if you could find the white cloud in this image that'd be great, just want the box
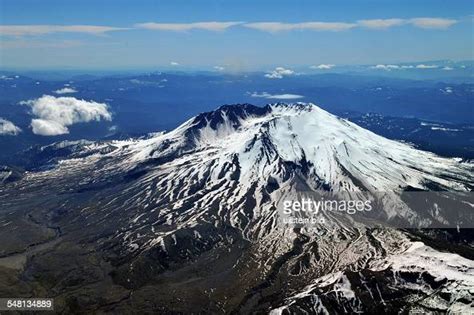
[54,87,77,94]
[409,18,457,29]
[442,66,454,71]
[30,119,69,136]
[0,18,456,38]
[135,22,242,32]
[21,95,112,136]
[371,64,441,70]
[170,61,180,66]
[358,18,456,30]
[0,118,21,136]
[264,67,295,79]
[244,22,356,33]
[213,66,225,71]
[244,17,456,33]
[358,19,405,29]
[0,25,128,36]
[310,64,335,70]
[416,64,439,69]
[371,64,400,70]
[249,92,304,100]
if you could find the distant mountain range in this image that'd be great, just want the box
[0,70,472,165]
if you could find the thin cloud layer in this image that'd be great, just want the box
[371,63,444,70]
[410,18,457,29]
[250,92,304,100]
[243,17,457,32]
[358,19,405,29]
[264,67,295,79]
[358,18,457,30]
[135,22,242,32]
[0,25,128,36]
[54,87,77,94]
[21,95,112,136]
[244,22,356,32]
[0,17,457,37]
[0,118,21,136]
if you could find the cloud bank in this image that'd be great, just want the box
[371,64,442,70]
[135,22,242,32]
[21,95,112,136]
[358,18,456,30]
[243,17,457,32]
[244,22,356,32]
[0,17,457,38]
[264,67,295,79]
[249,92,304,100]
[0,25,128,36]
[0,118,21,135]
[410,18,457,29]
[357,19,405,29]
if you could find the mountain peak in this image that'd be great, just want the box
[272,101,317,110]
[189,102,328,134]
[128,102,472,195]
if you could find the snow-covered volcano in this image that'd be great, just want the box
[127,102,471,192]
[0,103,472,313]
[105,102,472,234]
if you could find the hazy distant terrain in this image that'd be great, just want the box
[1,66,473,164]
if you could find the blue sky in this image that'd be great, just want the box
[0,0,472,70]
